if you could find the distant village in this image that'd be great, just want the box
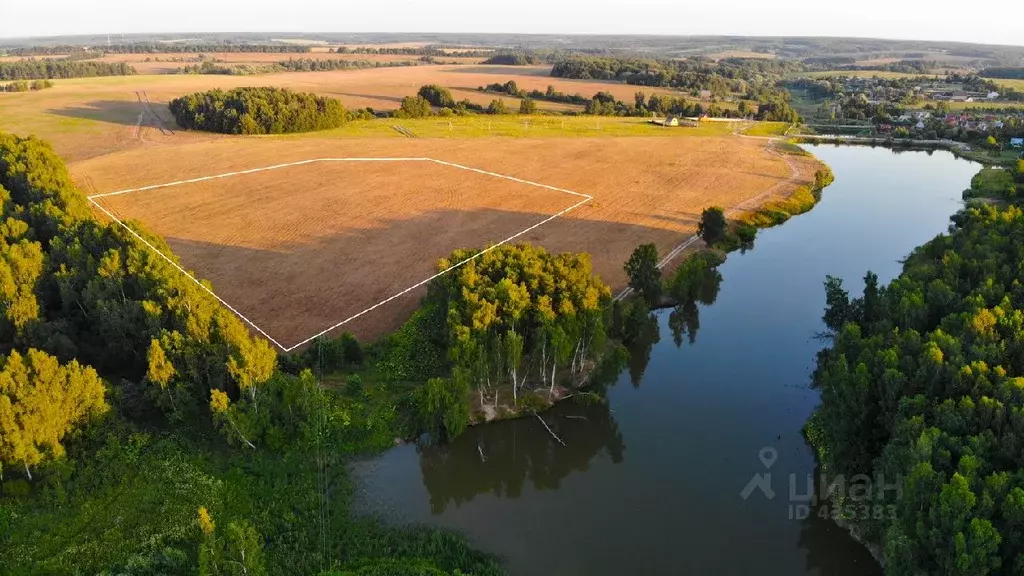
[792,73,1024,145]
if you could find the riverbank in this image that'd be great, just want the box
[353,145,978,576]
[794,134,1021,167]
[466,146,834,428]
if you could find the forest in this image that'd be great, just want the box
[0,59,135,80]
[168,87,347,134]
[808,161,1024,574]
[0,132,511,575]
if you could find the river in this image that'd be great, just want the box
[350,145,981,575]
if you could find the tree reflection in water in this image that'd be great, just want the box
[417,399,625,514]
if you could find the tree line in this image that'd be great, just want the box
[0,59,135,80]
[168,87,347,134]
[331,45,491,57]
[482,52,538,65]
[981,67,1024,80]
[549,56,801,121]
[173,57,419,76]
[809,164,1024,575]
[274,57,417,72]
[550,55,803,92]
[7,43,313,56]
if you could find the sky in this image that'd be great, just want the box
[2,0,1022,46]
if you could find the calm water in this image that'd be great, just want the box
[351,145,981,575]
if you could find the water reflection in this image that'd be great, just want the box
[798,465,884,576]
[355,147,981,576]
[417,399,625,514]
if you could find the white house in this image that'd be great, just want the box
[988,91,1000,99]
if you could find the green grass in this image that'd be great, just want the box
[993,78,1024,91]
[955,148,1023,167]
[741,121,790,137]
[970,167,1015,196]
[286,114,740,139]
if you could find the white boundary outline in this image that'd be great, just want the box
[87,158,592,352]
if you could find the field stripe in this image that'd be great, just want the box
[88,197,290,351]
[426,159,593,199]
[87,157,433,199]
[90,157,593,351]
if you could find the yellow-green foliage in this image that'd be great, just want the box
[742,167,833,228]
[969,167,1016,198]
[742,121,790,137]
[0,349,108,476]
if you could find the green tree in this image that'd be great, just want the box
[398,95,432,118]
[198,508,266,576]
[487,99,508,115]
[519,97,537,115]
[0,349,108,479]
[415,373,470,440]
[822,275,856,333]
[624,243,662,306]
[697,206,727,245]
[417,84,456,108]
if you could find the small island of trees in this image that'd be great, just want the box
[168,87,347,134]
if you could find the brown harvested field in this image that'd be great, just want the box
[0,64,688,161]
[93,158,586,348]
[80,135,819,346]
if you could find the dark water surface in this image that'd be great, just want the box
[351,146,981,575]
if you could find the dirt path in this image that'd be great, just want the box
[614,138,803,301]
[132,91,176,142]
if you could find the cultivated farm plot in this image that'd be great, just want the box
[79,136,817,345]
[91,158,589,350]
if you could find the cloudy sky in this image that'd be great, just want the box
[2,0,1022,46]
